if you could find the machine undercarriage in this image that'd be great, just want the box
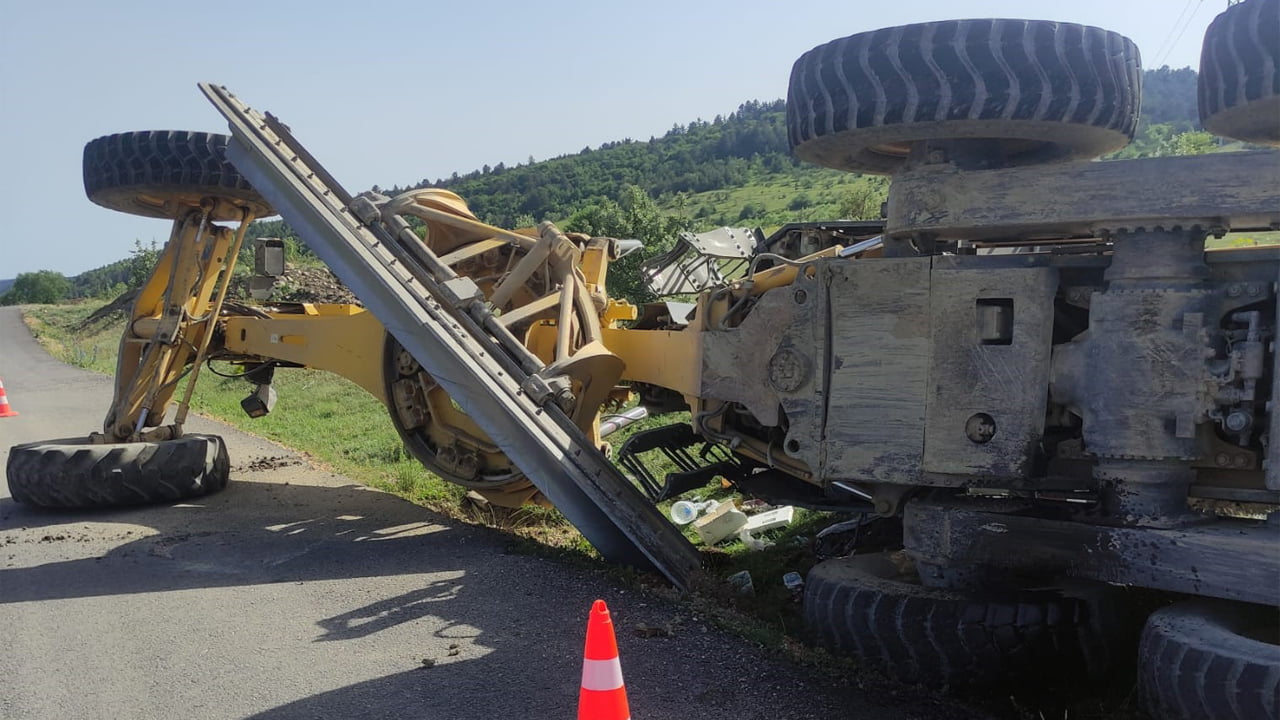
[7,3,1278,717]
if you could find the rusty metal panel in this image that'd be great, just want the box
[821,258,932,484]
[923,260,1058,480]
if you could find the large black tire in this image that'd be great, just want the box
[83,130,274,221]
[787,19,1142,174]
[804,552,1122,690]
[6,434,230,508]
[1198,0,1280,146]
[1139,599,1280,720]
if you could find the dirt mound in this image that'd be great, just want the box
[231,265,361,306]
[270,266,360,305]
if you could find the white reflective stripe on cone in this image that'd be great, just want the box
[580,657,624,692]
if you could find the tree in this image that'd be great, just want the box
[1,270,71,305]
[788,193,813,211]
[1115,123,1219,159]
[737,202,766,221]
[837,178,888,220]
[565,185,691,305]
[1167,130,1216,156]
[127,240,162,288]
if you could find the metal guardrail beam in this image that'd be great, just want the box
[200,83,701,588]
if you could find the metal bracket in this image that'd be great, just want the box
[439,276,483,309]
[519,372,568,406]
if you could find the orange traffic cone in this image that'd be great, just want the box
[578,599,630,720]
[0,378,17,418]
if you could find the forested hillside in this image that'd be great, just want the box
[409,67,1202,228]
[1138,66,1200,131]
[18,66,1202,304]
[408,100,796,229]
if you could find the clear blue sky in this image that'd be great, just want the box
[1,0,1219,278]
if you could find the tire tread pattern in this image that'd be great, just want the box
[1198,0,1280,144]
[787,19,1142,173]
[6,434,230,508]
[1138,600,1280,720]
[803,553,1118,690]
[83,130,272,219]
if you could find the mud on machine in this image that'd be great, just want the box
[7,3,1278,718]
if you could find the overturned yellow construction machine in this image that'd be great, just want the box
[8,4,1279,719]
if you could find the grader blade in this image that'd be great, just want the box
[200,83,701,588]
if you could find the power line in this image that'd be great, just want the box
[1151,0,1198,65]
[1156,0,1207,67]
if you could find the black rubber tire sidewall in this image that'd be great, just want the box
[83,130,275,220]
[1198,0,1280,145]
[6,434,230,508]
[787,19,1142,173]
[803,551,1122,690]
[1139,599,1280,720]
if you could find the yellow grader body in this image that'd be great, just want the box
[8,4,1280,717]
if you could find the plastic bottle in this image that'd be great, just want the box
[669,499,719,525]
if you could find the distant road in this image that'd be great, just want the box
[0,306,975,720]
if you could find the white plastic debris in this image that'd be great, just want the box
[743,505,795,533]
[693,502,748,545]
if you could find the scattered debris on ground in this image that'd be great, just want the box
[236,455,304,473]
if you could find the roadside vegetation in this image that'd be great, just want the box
[23,280,1146,718]
[11,65,1265,718]
[23,299,940,714]
[22,300,841,645]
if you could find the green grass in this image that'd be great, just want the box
[23,297,1148,719]
[1208,229,1280,249]
[23,303,121,374]
[24,301,467,515]
[22,300,825,635]
[657,168,889,230]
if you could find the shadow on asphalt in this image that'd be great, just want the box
[0,476,509,607]
[0,476,978,719]
[244,665,577,719]
[0,477,836,719]
[0,479,611,718]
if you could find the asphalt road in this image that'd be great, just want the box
[0,306,980,720]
